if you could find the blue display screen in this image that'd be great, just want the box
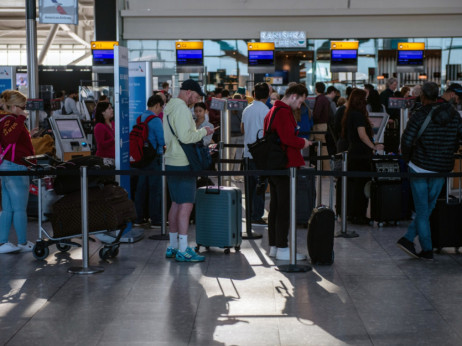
[92,49,114,65]
[397,50,424,66]
[331,50,358,64]
[248,50,274,66]
[176,49,203,66]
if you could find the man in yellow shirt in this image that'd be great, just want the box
[163,79,214,262]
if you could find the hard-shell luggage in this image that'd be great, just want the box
[384,125,400,154]
[370,181,402,226]
[296,167,316,225]
[430,177,462,251]
[51,184,137,238]
[307,148,335,265]
[195,186,242,254]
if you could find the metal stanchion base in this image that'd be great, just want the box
[242,231,263,240]
[68,266,104,274]
[277,264,312,273]
[335,231,359,238]
[149,233,169,240]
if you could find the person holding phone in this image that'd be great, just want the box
[194,102,214,146]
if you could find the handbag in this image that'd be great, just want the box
[247,107,288,170]
[166,115,212,171]
[410,105,438,158]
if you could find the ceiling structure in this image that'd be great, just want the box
[0,0,94,64]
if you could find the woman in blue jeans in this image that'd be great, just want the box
[0,90,35,254]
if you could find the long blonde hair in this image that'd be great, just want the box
[0,90,27,111]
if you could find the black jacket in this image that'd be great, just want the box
[401,103,462,172]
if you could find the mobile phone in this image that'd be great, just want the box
[214,126,220,131]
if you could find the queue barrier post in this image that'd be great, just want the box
[149,154,169,240]
[278,167,312,273]
[242,157,263,240]
[316,141,322,206]
[68,166,104,274]
[336,152,359,238]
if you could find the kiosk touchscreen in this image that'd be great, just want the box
[50,116,91,161]
[369,112,389,143]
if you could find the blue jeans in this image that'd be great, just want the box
[404,167,445,252]
[247,159,267,220]
[134,157,162,224]
[0,160,29,244]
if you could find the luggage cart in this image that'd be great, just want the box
[24,155,131,261]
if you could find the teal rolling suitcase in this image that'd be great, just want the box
[195,186,242,254]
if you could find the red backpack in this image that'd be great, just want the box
[129,114,157,168]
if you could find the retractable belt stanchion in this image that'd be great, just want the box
[242,157,263,240]
[336,152,359,238]
[316,141,322,206]
[149,154,169,240]
[278,167,312,273]
[68,166,104,274]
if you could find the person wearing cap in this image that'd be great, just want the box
[441,83,462,109]
[163,79,214,262]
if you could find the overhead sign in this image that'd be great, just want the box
[91,41,119,50]
[0,67,15,94]
[247,42,275,74]
[175,41,204,73]
[398,42,425,51]
[39,0,78,25]
[261,31,306,48]
[247,42,275,51]
[330,41,359,73]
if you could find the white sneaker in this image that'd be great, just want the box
[275,247,307,261]
[269,246,277,257]
[17,241,34,252]
[0,242,21,254]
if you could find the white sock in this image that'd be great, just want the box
[169,232,178,249]
[179,234,188,252]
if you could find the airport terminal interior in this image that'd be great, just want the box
[1,0,462,345]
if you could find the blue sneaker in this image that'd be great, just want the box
[166,247,178,258]
[175,247,205,262]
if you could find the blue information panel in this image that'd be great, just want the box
[176,49,203,66]
[397,50,423,66]
[331,50,357,64]
[248,50,274,66]
[92,49,114,65]
[129,63,149,130]
[0,67,14,93]
[114,46,130,191]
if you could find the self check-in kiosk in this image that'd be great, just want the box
[368,112,389,144]
[49,115,91,161]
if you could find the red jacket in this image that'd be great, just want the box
[263,100,305,168]
[94,122,115,159]
[0,111,35,166]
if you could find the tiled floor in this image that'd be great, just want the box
[1,183,462,345]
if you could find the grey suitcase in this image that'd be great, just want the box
[195,186,242,254]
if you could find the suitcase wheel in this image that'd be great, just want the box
[234,246,241,252]
[99,245,119,260]
[56,243,72,252]
[33,242,50,260]
[224,248,230,255]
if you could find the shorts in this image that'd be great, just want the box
[166,165,196,204]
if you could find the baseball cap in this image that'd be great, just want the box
[180,79,205,97]
[447,83,462,96]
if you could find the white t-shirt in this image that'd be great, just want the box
[241,100,270,158]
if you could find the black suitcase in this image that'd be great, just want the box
[296,168,316,225]
[430,179,462,251]
[384,126,400,154]
[370,181,402,226]
[307,163,335,265]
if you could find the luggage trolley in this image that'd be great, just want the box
[23,155,132,261]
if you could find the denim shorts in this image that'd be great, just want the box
[166,165,196,204]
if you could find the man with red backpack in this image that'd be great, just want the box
[132,94,165,228]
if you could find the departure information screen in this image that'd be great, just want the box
[397,50,424,66]
[176,49,203,66]
[331,50,358,65]
[248,50,274,66]
[92,49,114,65]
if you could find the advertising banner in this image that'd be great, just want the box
[114,46,130,191]
[129,61,152,130]
[39,0,79,25]
[0,67,15,94]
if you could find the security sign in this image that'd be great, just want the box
[39,0,79,25]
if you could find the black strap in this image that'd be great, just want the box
[413,105,438,146]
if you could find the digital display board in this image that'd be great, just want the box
[176,49,203,66]
[248,50,274,66]
[331,50,358,65]
[92,49,114,66]
[397,50,424,66]
[55,119,85,139]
